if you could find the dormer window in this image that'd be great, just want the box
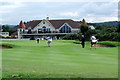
[43,22,45,24]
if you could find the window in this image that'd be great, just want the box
[42,26,46,32]
[42,26,46,28]
[59,24,71,33]
[27,29,32,34]
[47,28,50,32]
[37,27,51,33]
[48,28,50,31]
[2,33,5,35]
[38,29,42,33]
[43,22,45,24]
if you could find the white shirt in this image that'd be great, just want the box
[91,36,96,40]
[36,38,40,40]
[41,37,44,40]
[90,36,98,42]
[47,37,52,42]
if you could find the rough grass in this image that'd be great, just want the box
[98,41,119,47]
[1,40,118,78]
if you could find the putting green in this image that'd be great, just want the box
[1,40,118,78]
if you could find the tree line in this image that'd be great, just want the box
[1,23,120,41]
[1,25,17,35]
[63,23,119,41]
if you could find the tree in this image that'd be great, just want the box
[80,24,88,35]
[2,25,16,35]
[117,23,120,32]
[2,25,10,32]
[85,29,96,40]
[80,19,88,35]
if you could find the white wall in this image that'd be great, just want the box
[33,20,55,31]
[71,28,80,33]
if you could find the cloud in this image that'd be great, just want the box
[78,2,117,16]
[1,0,118,2]
[0,2,23,14]
[0,1,24,24]
[85,16,118,23]
[72,2,118,22]
[60,12,79,17]
[0,1,118,24]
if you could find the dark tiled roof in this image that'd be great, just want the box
[25,20,42,29]
[19,19,80,29]
[49,19,80,29]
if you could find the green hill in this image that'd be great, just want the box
[88,21,119,27]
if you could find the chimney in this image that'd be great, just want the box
[46,17,49,20]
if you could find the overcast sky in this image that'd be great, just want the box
[0,0,118,25]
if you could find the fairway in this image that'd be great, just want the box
[2,40,118,78]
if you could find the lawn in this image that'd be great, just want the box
[1,40,118,78]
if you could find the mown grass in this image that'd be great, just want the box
[1,40,118,78]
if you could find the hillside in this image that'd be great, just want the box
[88,21,119,27]
[3,25,17,27]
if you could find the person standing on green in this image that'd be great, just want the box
[47,37,52,47]
[36,38,40,43]
[81,35,85,48]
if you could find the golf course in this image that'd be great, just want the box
[1,40,118,78]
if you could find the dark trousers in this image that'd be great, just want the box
[82,41,85,48]
[48,41,51,47]
[37,40,39,43]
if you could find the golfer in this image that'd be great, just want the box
[36,38,40,43]
[90,36,98,49]
[47,37,52,47]
[81,35,85,48]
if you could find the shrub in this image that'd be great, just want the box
[30,36,35,40]
[11,35,16,39]
[63,34,80,40]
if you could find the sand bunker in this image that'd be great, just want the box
[95,44,115,47]
[0,45,12,49]
[73,42,115,47]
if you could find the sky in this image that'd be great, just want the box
[0,0,118,25]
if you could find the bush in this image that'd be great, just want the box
[11,35,17,38]
[63,34,80,40]
[30,36,35,40]
[95,32,118,41]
